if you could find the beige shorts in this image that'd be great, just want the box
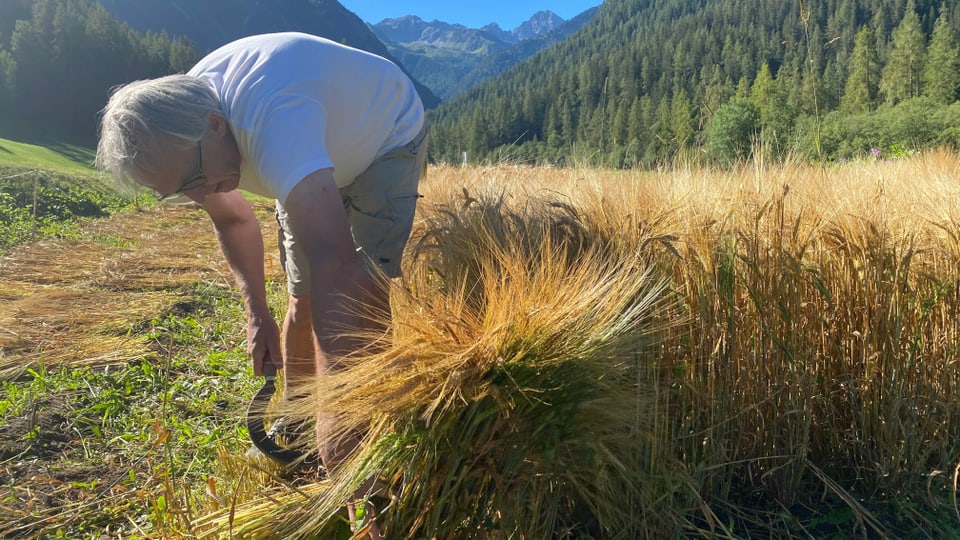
[275,125,428,296]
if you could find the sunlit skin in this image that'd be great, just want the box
[138,113,243,203]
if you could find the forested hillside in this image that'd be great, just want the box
[428,0,960,167]
[0,0,199,143]
[453,8,600,101]
[3,0,959,167]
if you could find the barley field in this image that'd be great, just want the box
[4,153,960,538]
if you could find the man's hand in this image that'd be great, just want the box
[247,312,282,376]
[201,191,278,376]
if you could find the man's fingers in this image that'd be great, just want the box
[252,351,265,376]
[270,337,283,370]
[262,354,278,376]
[252,348,279,377]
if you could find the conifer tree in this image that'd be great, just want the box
[735,76,751,98]
[750,63,775,116]
[0,49,14,101]
[626,96,644,145]
[701,65,733,124]
[0,47,13,133]
[922,10,960,104]
[670,88,695,148]
[751,63,795,154]
[842,26,881,112]
[649,97,674,162]
[168,35,198,73]
[879,0,927,104]
[611,99,629,146]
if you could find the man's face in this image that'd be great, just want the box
[154,140,207,202]
[142,133,241,203]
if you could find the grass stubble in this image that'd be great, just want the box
[4,152,960,537]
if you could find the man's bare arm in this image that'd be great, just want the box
[280,168,383,368]
[202,191,281,375]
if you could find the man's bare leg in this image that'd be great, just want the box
[313,282,390,540]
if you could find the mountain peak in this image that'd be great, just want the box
[512,10,565,41]
[529,10,560,21]
[371,6,596,101]
[373,10,568,49]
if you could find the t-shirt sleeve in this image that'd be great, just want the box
[247,93,334,204]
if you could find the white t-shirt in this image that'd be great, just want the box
[188,32,425,204]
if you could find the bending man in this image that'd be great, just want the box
[97,31,427,537]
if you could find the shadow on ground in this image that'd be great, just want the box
[47,142,95,167]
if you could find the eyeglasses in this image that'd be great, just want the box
[156,141,206,201]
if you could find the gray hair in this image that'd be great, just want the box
[96,74,220,194]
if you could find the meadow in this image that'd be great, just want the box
[0,137,130,254]
[3,150,960,538]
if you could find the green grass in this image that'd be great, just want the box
[0,137,135,254]
[0,282,267,539]
[0,137,97,175]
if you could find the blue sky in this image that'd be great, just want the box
[339,1,602,30]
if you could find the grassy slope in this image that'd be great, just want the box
[0,137,132,254]
[0,137,97,175]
